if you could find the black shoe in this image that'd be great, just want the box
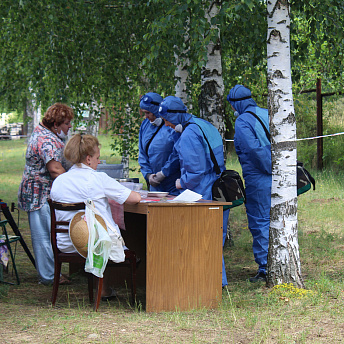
[101,288,117,302]
[249,271,267,283]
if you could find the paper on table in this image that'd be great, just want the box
[170,189,203,202]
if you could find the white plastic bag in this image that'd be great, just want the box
[85,199,125,266]
[84,200,112,278]
[107,227,126,263]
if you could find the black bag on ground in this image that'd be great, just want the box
[212,170,246,208]
[297,161,315,195]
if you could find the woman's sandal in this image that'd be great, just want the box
[59,274,71,285]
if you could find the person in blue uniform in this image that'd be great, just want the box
[158,95,230,287]
[227,84,272,282]
[138,92,180,195]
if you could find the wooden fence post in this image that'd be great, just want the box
[316,78,323,170]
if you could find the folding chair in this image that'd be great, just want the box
[0,220,20,285]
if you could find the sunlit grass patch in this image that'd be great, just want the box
[269,283,316,301]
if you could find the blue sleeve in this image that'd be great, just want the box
[235,117,271,174]
[179,130,207,190]
[161,146,180,177]
[138,121,153,179]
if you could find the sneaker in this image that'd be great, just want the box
[249,271,267,283]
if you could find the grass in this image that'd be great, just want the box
[1,135,344,343]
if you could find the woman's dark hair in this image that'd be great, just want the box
[41,103,74,129]
[64,134,100,165]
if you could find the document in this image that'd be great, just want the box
[170,189,203,202]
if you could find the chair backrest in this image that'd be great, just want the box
[48,199,85,256]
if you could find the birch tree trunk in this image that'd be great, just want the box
[174,52,189,108]
[25,98,41,141]
[267,0,304,288]
[121,103,131,178]
[174,16,190,109]
[86,102,100,137]
[199,0,225,140]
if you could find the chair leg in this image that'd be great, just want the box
[94,277,103,311]
[87,274,94,303]
[4,240,20,285]
[126,251,137,304]
[131,256,137,303]
[51,262,62,306]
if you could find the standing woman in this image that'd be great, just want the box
[18,103,74,285]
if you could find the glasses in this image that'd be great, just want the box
[140,95,160,106]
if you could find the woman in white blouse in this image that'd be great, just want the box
[50,134,141,299]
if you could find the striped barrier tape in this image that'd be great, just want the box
[225,131,344,142]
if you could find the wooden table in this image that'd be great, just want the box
[122,199,229,312]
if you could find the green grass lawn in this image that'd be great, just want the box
[1,135,344,343]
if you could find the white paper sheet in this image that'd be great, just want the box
[170,189,203,202]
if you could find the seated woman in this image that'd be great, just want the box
[50,134,141,299]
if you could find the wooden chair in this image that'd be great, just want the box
[0,219,20,285]
[48,199,138,311]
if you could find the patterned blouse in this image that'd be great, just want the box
[18,124,65,212]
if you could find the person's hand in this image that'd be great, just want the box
[149,171,165,186]
[145,173,151,183]
[155,171,165,182]
[175,179,182,189]
[149,174,160,187]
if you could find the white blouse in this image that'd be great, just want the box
[50,163,132,253]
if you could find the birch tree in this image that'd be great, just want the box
[267,0,304,288]
[174,53,189,107]
[199,1,225,139]
[174,19,190,108]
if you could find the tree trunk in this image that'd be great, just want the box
[174,53,190,108]
[121,103,131,178]
[174,16,190,109]
[267,0,304,288]
[25,98,41,141]
[86,102,100,137]
[199,1,225,141]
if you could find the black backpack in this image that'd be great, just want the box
[212,170,246,208]
[297,161,315,195]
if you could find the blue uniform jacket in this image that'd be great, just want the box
[138,118,180,195]
[174,115,225,200]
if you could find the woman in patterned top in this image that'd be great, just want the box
[18,103,74,285]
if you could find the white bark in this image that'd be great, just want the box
[267,0,304,288]
[121,103,131,178]
[87,102,100,137]
[174,16,190,109]
[174,52,190,107]
[26,98,41,140]
[199,1,225,140]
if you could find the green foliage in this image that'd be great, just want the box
[295,94,344,170]
[7,111,23,123]
[1,0,344,166]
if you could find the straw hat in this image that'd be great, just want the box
[69,211,107,258]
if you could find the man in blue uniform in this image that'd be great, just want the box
[227,85,272,282]
[138,92,180,195]
[158,95,230,287]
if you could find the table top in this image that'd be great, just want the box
[124,197,231,214]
